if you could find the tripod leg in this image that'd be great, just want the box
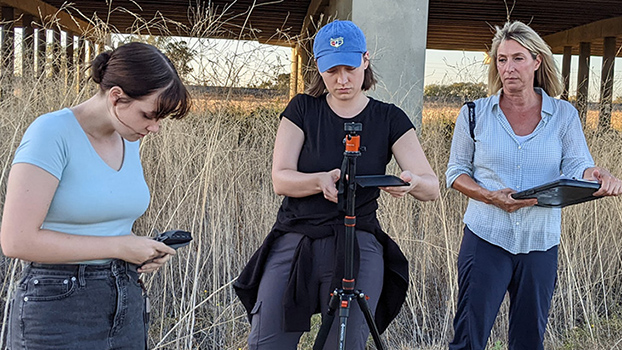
[337,294,353,350]
[356,291,386,350]
[313,290,340,350]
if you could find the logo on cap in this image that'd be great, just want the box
[330,37,344,48]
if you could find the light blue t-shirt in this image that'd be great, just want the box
[446,88,594,254]
[13,108,150,240]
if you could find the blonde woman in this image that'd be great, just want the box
[446,21,622,350]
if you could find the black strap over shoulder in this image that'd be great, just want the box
[464,101,476,141]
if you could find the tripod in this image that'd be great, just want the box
[313,122,386,350]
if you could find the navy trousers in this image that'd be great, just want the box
[449,226,558,350]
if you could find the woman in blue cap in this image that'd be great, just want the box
[235,20,439,349]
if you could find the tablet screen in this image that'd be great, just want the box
[511,178,601,208]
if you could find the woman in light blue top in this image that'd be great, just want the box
[446,21,622,350]
[1,42,190,349]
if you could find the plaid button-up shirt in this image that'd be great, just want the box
[446,88,594,254]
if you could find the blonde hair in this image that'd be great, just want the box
[487,21,563,97]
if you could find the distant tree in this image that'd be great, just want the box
[120,35,197,83]
[425,82,487,101]
[251,73,289,93]
[163,40,196,83]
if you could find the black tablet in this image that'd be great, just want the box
[511,178,601,208]
[356,175,410,188]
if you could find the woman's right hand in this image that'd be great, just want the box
[488,188,538,212]
[319,168,341,203]
[115,235,176,266]
[452,175,537,213]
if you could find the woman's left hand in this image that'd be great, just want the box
[380,170,419,198]
[138,253,173,274]
[589,167,622,196]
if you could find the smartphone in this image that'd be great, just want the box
[154,230,193,249]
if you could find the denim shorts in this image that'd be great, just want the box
[7,260,149,350]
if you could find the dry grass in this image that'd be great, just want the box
[1,4,622,350]
[3,80,622,349]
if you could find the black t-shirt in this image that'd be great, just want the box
[275,93,414,234]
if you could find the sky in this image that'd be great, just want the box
[425,49,622,101]
[198,39,622,101]
[27,30,621,102]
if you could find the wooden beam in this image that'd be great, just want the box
[0,0,92,36]
[544,16,622,51]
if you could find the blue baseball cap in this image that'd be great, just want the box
[313,20,367,73]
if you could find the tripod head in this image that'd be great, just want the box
[344,121,362,134]
[344,122,363,154]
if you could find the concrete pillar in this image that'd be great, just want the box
[75,36,86,92]
[297,50,304,94]
[22,13,34,77]
[37,27,46,76]
[87,40,95,63]
[96,42,105,56]
[352,0,428,128]
[75,36,85,78]
[1,6,15,77]
[299,40,312,90]
[76,36,85,66]
[327,1,352,18]
[598,37,616,132]
[65,31,74,76]
[561,46,572,101]
[577,42,591,126]
[289,46,299,99]
[51,28,61,76]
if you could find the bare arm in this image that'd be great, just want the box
[0,163,175,270]
[381,129,440,201]
[271,118,341,203]
[451,173,537,212]
[583,166,622,196]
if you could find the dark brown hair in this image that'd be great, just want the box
[90,42,191,119]
[305,59,377,97]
